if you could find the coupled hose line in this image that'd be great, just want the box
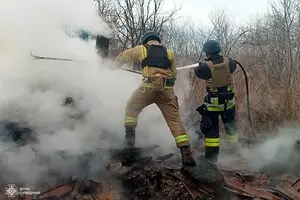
[234,60,251,126]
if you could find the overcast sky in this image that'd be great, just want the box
[165,0,271,27]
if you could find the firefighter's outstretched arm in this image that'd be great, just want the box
[117,46,141,63]
[114,46,142,69]
[194,62,211,80]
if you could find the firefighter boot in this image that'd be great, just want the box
[125,126,135,147]
[123,127,136,165]
[180,145,196,166]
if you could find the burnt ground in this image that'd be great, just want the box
[0,129,300,200]
[1,145,299,200]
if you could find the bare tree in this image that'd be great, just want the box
[95,0,119,26]
[94,0,300,133]
[230,0,300,131]
[165,20,207,67]
[100,0,181,49]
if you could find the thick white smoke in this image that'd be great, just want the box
[2,0,298,190]
[0,0,176,186]
[242,126,300,173]
[218,125,300,174]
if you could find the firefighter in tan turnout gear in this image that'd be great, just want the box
[194,40,238,163]
[116,31,196,166]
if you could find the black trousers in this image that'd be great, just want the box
[200,106,237,162]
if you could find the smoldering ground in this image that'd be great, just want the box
[2,0,298,192]
[217,124,300,176]
[243,126,300,174]
[0,0,178,187]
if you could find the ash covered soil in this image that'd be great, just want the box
[0,133,300,200]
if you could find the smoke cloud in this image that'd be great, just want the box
[0,0,176,187]
[218,125,300,175]
[1,0,298,192]
[243,126,300,174]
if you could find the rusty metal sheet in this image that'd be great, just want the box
[220,168,256,183]
[200,184,214,194]
[168,172,197,187]
[225,177,282,200]
[182,182,201,199]
[223,185,255,198]
[274,188,295,200]
[234,172,255,182]
[167,172,213,198]
[38,184,73,199]
[276,184,300,200]
[292,178,300,191]
[196,185,214,197]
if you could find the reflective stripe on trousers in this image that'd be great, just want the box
[175,134,189,146]
[225,133,238,143]
[206,100,235,112]
[124,116,137,126]
[205,137,220,147]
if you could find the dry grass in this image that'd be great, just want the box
[175,56,300,138]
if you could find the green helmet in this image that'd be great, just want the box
[202,40,221,55]
[141,31,161,44]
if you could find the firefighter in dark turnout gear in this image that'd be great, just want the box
[194,40,238,162]
[116,31,196,166]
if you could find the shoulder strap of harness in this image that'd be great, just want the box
[223,56,229,67]
[206,57,230,68]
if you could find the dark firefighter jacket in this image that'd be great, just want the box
[194,54,237,112]
[194,54,237,80]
